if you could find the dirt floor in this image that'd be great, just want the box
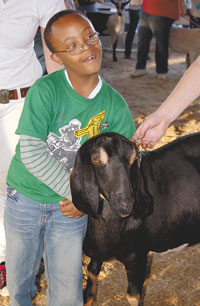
[1,49,200,305]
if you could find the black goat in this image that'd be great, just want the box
[70,132,200,306]
[86,0,130,62]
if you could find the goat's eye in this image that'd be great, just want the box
[91,153,100,164]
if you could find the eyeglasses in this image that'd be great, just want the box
[53,32,100,56]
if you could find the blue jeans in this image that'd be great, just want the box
[4,185,88,306]
[136,11,174,73]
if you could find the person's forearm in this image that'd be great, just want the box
[157,55,200,124]
[132,55,200,148]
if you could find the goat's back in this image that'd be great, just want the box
[138,132,200,251]
[169,26,200,53]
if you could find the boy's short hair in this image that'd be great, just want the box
[44,9,85,52]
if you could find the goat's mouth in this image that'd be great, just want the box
[114,206,131,217]
[110,201,132,218]
[110,206,131,218]
[99,192,132,218]
[120,213,130,218]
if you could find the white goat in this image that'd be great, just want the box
[86,0,130,61]
[169,25,200,67]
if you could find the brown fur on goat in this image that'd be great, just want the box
[86,0,130,62]
[169,25,200,67]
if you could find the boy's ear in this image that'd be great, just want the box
[50,53,64,65]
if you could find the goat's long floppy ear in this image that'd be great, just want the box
[70,148,99,218]
[131,159,153,220]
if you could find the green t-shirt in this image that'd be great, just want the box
[7,69,136,203]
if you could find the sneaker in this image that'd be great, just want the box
[130,69,148,78]
[157,73,167,79]
[0,262,8,296]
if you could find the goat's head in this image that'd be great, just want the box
[70,132,136,218]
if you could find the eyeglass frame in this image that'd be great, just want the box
[52,31,100,56]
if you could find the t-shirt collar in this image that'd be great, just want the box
[64,69,102,99]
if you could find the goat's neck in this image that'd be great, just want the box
[115,14,123,34]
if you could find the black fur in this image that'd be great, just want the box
[70,131,200,304]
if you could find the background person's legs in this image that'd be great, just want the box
[149,15,174,74]
[125,9,140,59]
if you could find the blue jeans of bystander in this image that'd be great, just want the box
[4,184,88,306]
[136,11,174,73]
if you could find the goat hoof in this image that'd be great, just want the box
[126,293,140,306]
[113,58,118,62]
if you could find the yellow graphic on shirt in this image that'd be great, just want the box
[74,111,106,139]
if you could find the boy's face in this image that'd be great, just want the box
[50,13,102,78]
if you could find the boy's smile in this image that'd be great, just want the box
[50,13,102,87]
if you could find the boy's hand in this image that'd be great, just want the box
[59,199,84,218]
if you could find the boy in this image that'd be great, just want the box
[5,10,135,305]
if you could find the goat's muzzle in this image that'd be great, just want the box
[109,193,133,218]
[118,201,132,217]
[100,191,133,217]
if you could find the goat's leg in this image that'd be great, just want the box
[84,259,103,306]
[186,54,190,68]
[113,38,118,62]
[122,251,148,306]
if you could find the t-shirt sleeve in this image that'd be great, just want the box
[39,0,66,28]
[107,91,136,139]
[16,79,54,140]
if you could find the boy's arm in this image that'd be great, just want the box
[20,134,83,218]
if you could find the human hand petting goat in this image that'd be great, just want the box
[132,109,170,149]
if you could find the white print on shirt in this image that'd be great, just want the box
[46,111,108,171]
[46,119,81,171]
